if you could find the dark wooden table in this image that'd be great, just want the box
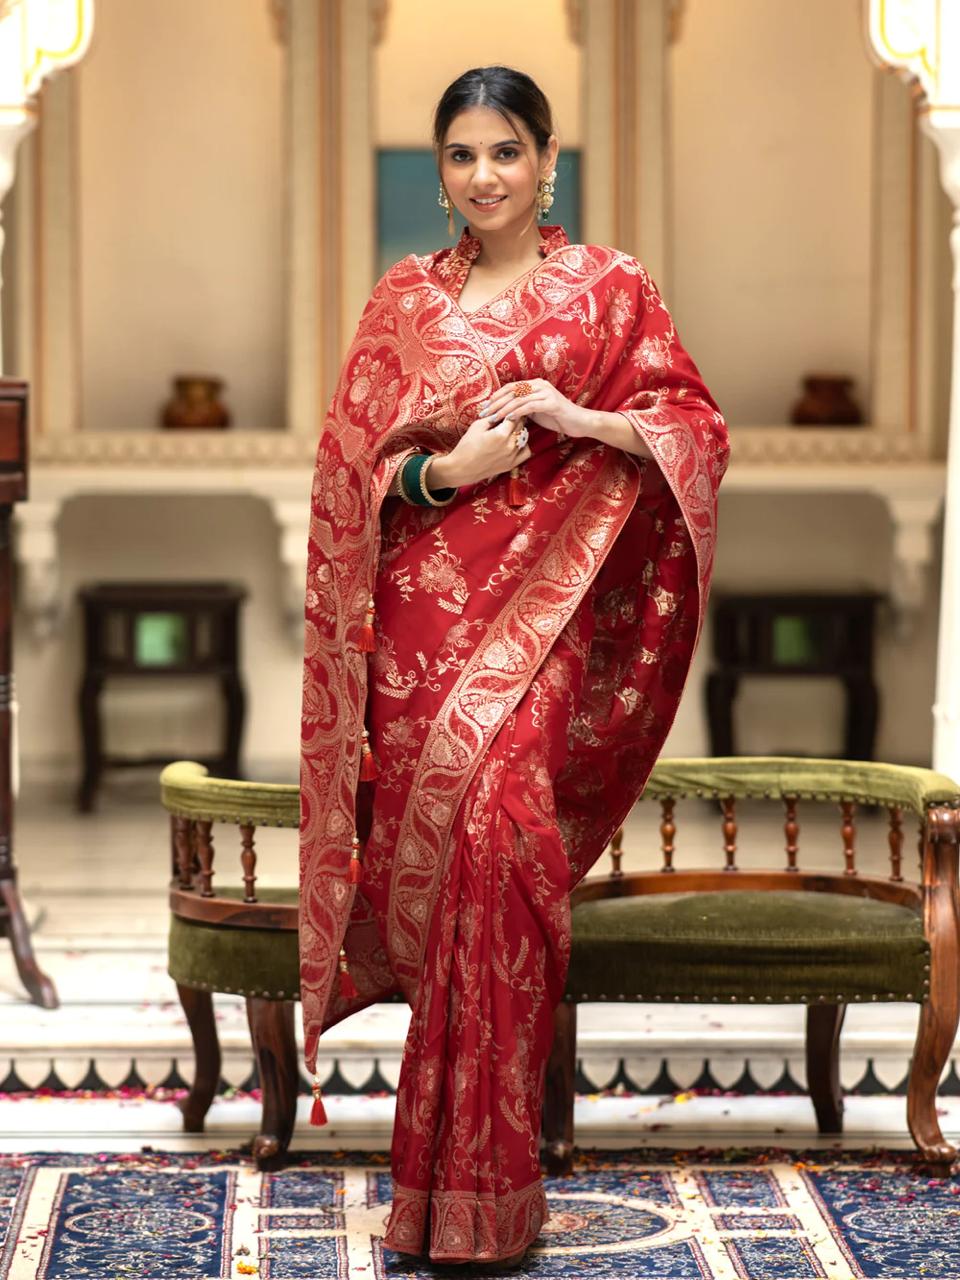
[0,380,57,1007]
[77,581,247,812]
[705,592,881,760]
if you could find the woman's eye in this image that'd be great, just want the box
[451,151,472,162]
[497,148,519,159]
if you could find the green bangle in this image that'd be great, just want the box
[401,452,456,506]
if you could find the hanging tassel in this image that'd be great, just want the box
[310,1077,328,1127]
[507,466,526,508]
[338,946,359,1000]
[359,728,379,782]
[348,833,362,884]
[357,594,376,653]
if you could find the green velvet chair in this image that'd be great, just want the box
[162,757,960,1174]
[544,758,960,1175]
[163,763,301,1170]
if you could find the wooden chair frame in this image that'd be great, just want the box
[160,757,960,1174]
[543,758,960,1175]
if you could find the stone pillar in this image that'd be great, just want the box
[930,129,960,777]
[867,1,960,777]
[0,0,94,371]
[581,0,681,292]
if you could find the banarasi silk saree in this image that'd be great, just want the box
[300,223,728,1263]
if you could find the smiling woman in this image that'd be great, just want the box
[300,64,729,1272]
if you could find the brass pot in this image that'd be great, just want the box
[161,375,231,429]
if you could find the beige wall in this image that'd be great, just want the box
[13,491,939,782]
[76,0,286,432]
[669,0,877,426]
[375,0,581,147]
[6,0,945,784]
[664,494,939,764]
[16,494,303,786]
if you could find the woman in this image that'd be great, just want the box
[300,66,728,1269]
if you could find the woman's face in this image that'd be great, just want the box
[439,105,558,236]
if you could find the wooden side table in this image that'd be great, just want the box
[77,582,247,812]
[705,592,881,760]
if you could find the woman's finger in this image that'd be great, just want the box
[493,393,548,421]
[482,382,542,414]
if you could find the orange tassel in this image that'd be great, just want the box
[360,729,378,781]
[358,594,376,653]
[507,468,525,507]
[338,946,358,1000]
[310,1081,327,1127]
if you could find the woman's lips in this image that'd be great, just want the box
[470,196,507,209]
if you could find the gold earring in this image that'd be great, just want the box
[438,182,455,237]
[536,171,556,220]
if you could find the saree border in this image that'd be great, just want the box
[385,445,642,993]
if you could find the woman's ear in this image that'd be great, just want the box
[543,133,560,175]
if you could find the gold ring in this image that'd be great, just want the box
[513,381,534,398]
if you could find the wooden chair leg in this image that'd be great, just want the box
[805,1003,846,1133]
[908,815,960,1171]
[177,984,221,1132]
[247,997,299,1171]
[542,1000,577,1177]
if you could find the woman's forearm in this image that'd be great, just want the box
[585,409,653,459]
[425,452,463,490]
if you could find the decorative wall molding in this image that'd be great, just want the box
[0,0,93,376]
[728,426,928,465]
[31,429,318,468]
[18,434,943,644]
[26,424,931,470]
[0,0,94,101]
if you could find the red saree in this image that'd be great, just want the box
[300,224,728,1262]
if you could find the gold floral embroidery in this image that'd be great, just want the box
[417,528,469,615]
[605,285,632,336]
[532,331,570,373]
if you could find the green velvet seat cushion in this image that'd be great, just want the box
[170,886,930,1007]
[168,887,300,1000]
[564,890,929,1004]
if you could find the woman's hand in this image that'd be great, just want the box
[480,379,596,440]
[428,415,532,489]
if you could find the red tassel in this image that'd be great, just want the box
[348,834,362,884]
[360,731,378,781]
[358,595,376,652]
[338,946,359,1000]
[507,468,525,507]
[310,1084,328,1127]
[339,969,359,1000]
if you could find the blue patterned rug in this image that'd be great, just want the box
[1,1149,958,1278]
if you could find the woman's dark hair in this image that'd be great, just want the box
[433,66,554,154]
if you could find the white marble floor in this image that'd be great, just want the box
[1,774,956,1151]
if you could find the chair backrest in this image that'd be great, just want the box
[161,761,299,930]
[573,756,960,913]
[160,756,960,925]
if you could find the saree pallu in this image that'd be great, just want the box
[300,225,728,1262]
